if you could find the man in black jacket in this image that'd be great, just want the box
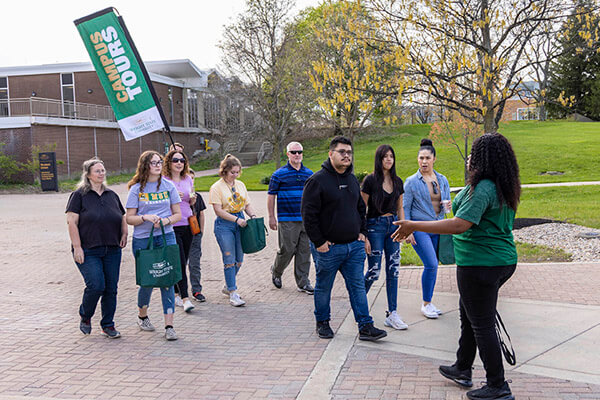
[301,136,387,341]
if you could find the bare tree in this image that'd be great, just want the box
[220,0,303,168]
[368,0,584,133]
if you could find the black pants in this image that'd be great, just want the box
[455,264,516,387]
[173,225,193,299]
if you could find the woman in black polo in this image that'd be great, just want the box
[66,158,127,338]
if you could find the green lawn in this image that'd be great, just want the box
[518,185,600,228]
[193,120,600,191]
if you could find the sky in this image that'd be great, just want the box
[2,0,320,70]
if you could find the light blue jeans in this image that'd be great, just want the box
[214,212,244,291]
[412,231,440,303]
[364,216,400,312]
[132,232,177,314]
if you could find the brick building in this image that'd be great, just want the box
[0,59,248,182]
[500,81,540,122]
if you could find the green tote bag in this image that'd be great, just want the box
[240,217,267,254]
[437,234,455,265]
[135,221,182,287]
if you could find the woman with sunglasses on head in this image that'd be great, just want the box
[403,138,451,319]
[209,154,259,307]
[162,149,196,313]
[361,144,409,330]
[126,150,182,341]
[392,133,519,400]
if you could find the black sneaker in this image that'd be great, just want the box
[80,318,91,335]
[467,381,514,400]
[272,274,282,289]
[193,292,206,302]
[297,284,314,295]
[316,320,334,339]
[101,326,121,339]
[439,364,473,387]
[358,323,387,341]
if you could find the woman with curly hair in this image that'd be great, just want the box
[162,149,196,313]
[125,150,182,341]
[392,133,520,400]
[403,138,451,319]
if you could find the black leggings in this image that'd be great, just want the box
[455,264,516,387]
[173,226,193,299]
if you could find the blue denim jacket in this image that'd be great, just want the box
[403,169,451,221]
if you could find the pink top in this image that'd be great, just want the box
[162,175,194,226]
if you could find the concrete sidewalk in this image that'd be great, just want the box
[0,188,599,399]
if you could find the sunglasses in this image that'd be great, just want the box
[171,158,186,164]
[289,150,303,155]
[432,181,439,195]
[333,149,353,156]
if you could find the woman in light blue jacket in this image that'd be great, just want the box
[403,139,451,319]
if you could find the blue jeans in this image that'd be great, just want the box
[75,246,122,328]
[364,216,401,312]
[311,240,373,328]
[412,231,440,302]
[132,232,177,314]
[214,213,244,291]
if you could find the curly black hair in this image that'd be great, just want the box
[468,133,521,211]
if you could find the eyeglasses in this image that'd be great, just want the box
[149,160,163,167]
[171,157,186,164]
[333,149,353,156]
[289,150,303,155]
[431,181,439,195]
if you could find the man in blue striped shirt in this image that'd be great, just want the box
[268,141,314,294]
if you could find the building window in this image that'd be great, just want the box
[187,90,199,128]
[61,73,75,117]
[203,92,220,130]
[516,107,539,121]
[0,77,8,117]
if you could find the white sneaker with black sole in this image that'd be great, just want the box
[183,299,195,313]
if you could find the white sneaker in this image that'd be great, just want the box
[229,292,246,307]
[137,316,155,331]
[431,303,443,315]
[174,295,184,307]
[165,327,178,341]
[384,311,408,330]
[183,299,195,313]
[421,303,439,319]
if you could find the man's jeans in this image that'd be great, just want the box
[75,245,122,328]
[456,264,516,387]
[364,215,401,312]
[311,240,373,329]
[272,221,311,287]
[188,232,203,294]
[132,232,177,315]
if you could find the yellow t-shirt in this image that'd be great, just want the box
[209,178,249,214]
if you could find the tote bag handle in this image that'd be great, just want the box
[144,220,168,250]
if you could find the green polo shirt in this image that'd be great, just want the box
[452,180,517,266]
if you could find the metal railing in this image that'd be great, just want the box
[0,97,116,122]
[257,141,273,164]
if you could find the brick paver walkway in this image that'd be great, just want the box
[0,189,599,399]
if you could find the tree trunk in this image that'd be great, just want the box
[464,133,469,184]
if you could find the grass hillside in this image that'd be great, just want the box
[194,120,600,191]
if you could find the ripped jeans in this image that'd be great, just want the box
[364,215,401,312]
[214,213,244,291]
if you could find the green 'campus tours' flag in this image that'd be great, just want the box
[74,8,168,141]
